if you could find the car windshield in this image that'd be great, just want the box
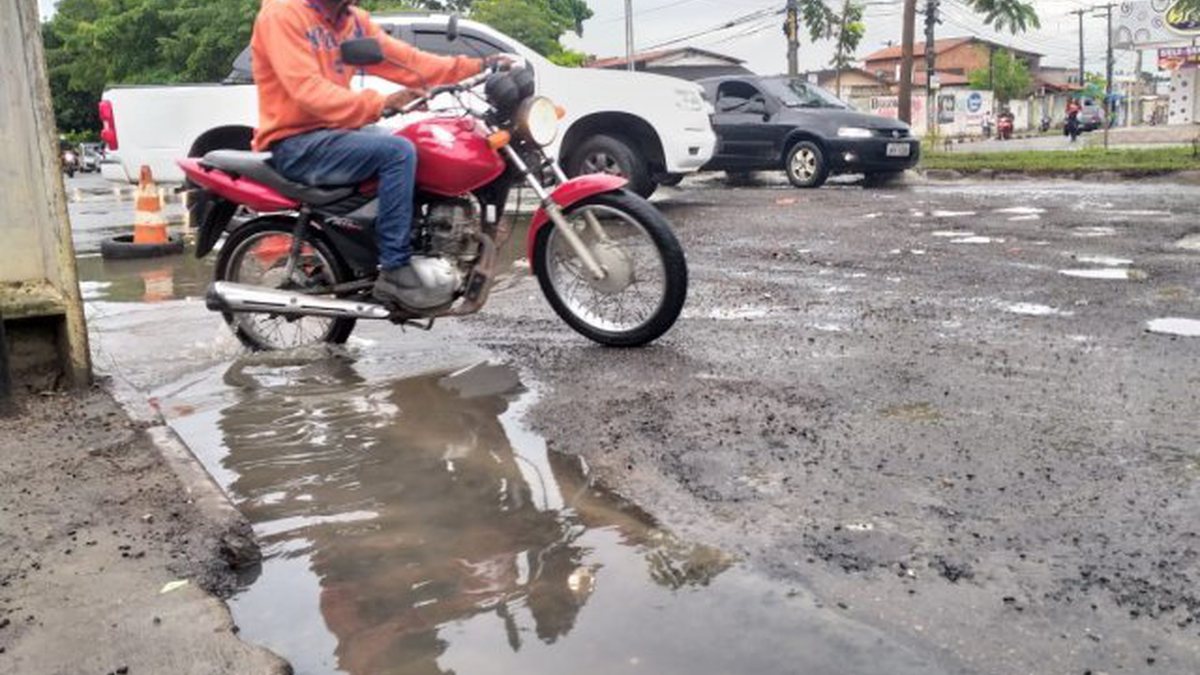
[761,78,848,109]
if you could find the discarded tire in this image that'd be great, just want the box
[100,234,185,260]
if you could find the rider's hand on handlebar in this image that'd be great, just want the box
[383,88,428,115]
[483,54,517,72]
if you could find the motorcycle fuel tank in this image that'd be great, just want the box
[398,118,506,197]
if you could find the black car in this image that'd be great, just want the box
[698,75,920,188]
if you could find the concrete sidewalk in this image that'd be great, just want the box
[0,388,288,675]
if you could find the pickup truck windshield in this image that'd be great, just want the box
[761,78,848,110]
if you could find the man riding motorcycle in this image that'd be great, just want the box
[251,0,507,309]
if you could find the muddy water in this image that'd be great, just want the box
[156,355,936,675]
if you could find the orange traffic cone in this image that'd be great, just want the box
[133,165,169,245]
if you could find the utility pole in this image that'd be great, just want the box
[1094,3,1117,148]
[899,0,916,124]
[924,0,940,136]
[625,0,635,72]
[1070,8,1087,87]
[785,0,800,77]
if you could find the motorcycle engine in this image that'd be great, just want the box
[422,199,481,261]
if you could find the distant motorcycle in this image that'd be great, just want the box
[61,149,78,178]
[179,29,688,352]
[1064,113,1081,143]
[997,112,1014,141]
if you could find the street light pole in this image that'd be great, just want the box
[1070,8,1086,87]
[899,0,916,124]
[786,0,799,77]
[1093,3,1117,149]
[925,0,940,137]
[625,0,635,72]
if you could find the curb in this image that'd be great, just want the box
[145,424,261,569]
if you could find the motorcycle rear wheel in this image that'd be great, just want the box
[532,190,687,347]
[214,218,356,351]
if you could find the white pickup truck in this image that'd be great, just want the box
[99,13,715,197]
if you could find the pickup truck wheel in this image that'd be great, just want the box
[657,173,684,187]
[566,134,656,199]
[785,141,829,189]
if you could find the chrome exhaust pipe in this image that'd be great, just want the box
[206,281,392,320]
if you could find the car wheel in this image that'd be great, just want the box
[785,141,828,189]
[566,134,655,199]
[657,173,684,187]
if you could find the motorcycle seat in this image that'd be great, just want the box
[201,150,356,206]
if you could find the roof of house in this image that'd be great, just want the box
[802,67,892,85]
[588,47,745,69]
[862,37,1041,63]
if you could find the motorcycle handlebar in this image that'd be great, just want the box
[379,60,519,118]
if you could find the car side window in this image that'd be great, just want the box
[410,29,504,58]
[716,81,765,113]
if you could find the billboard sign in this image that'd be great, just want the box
[1115,1,1200,49]
[1159,45,1200,69]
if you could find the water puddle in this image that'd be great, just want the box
[152,358,936,675]
[1008,215,1041,222]
[931,230,974,238]
[1177,234,1200,251]
[1146,318,1200,337]
[76,254,214,303]
[930,210,976,218]
[994,207,1046,215]
[1072,255,1133,267]
[951,236,1004,245]
[1071,226,1118,238]
[1059,268,1146,281]
[999,302,1073,317]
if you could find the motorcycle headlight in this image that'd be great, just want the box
[518,96,560,147]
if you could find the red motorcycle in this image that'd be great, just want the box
[179,35,687,352]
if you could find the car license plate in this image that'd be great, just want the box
[887,143,911,158]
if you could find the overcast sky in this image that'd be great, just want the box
[39,0,1145,75]
[565,0,1145,76]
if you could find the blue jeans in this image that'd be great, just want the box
[270,128,417,270]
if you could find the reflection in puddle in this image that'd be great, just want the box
[76,253,213,303]
[215,359,734,673]
[154,357,941,674]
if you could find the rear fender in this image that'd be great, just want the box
[176,158,298,212]
[526,174,628,259]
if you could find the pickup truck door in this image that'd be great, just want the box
[709,81,780,169]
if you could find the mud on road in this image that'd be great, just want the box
[0,389,286,675]
[467,177,1200,674]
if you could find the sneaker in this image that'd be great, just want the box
[373,265,428,310]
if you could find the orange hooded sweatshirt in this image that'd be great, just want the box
[250,0,482,151]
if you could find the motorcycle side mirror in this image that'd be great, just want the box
[340,38,384,67]
[447,14,460,42]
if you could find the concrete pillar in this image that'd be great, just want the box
[0,0,91,390]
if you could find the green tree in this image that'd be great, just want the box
[471,0,591,63]
[968,49,1031,102]
[963,0,1040,33]
[829,1,865,99]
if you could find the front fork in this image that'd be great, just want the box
[503,146,609,281]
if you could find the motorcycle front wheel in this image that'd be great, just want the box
[214,218,357,351]
[532,190,687,347]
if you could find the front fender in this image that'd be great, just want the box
[526,174,628,259]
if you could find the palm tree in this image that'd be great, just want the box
[966,0,1041,34]
[898,0,1039,123]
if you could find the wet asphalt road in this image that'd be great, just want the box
[466,174,1200,674]
[70,171,1200,674]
